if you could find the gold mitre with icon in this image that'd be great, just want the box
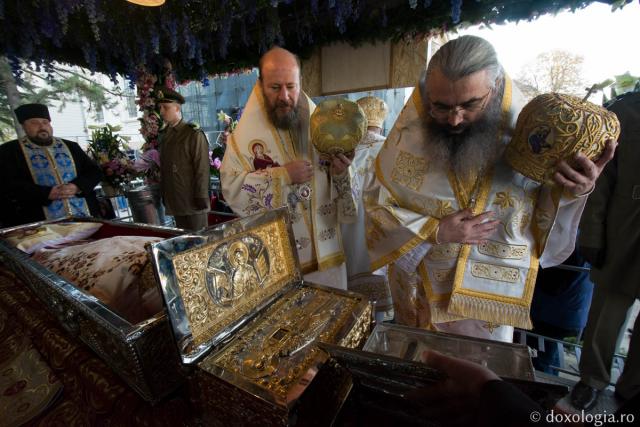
[505,93,620,183]
[356,96,388,128]
[310,99,367,155]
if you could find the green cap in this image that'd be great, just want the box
[155,87,185,104]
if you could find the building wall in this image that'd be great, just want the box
[47,74,143,151]
[178,70,409,141]
[179,71,259,145]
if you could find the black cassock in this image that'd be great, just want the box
[0,138,103,227]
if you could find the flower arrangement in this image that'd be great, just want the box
[133,148,161,184]
[210,108,241,178]
[216,109,240,146]
[87,124,136,191]
[135,59,176,184]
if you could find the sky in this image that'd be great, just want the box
[457,1,640,88]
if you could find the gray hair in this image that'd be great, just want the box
[427,35,504,88]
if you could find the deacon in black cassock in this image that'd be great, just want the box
[0,103,102,227]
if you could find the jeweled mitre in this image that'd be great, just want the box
[356,96,388,128]
[505,93,620,183]
[310,99,367,155]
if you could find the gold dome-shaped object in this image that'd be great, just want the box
[356,96,388,128]
[505,93,620,183]
[310,99,367,156]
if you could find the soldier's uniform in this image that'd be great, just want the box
[156,88,210,231]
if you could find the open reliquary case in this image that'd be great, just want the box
[148,207,372,424]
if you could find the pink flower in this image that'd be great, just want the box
[142,149,160,166]
[213,157,222,169]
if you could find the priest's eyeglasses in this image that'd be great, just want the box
[428,88,493,119]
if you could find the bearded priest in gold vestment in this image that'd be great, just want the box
[364,36,616,342]
[221,47,357,290]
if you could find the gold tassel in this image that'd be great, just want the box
[448,293,532,329]
[430,301,465,324]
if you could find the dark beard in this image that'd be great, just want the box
[422,85,504,180]
[28,135,53,146]
[263,95,299,130]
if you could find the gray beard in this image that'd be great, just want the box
[422,84,504,180]
[262,93,300,130]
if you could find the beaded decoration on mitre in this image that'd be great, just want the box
[310,99,367,155]
[356,96,388,128]
[505,93,620,183]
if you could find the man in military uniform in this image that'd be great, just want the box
[156,87,210,231]
[0,103,102,227]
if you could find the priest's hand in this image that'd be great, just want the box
[330,152,353,176]
[553,139,617,197]
[437,209,499,245]
[48,185,65,200]
[284,160,313,184]
[59,183,79,198]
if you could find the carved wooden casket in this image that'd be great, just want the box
[149,207,372,426]
[0,218,185,403]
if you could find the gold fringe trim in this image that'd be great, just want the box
[429,300,464,324]
[447,293,533,329]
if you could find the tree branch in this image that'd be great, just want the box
[49,67,133,99]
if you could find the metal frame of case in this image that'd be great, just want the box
[149,207,372,425]
[363,322,536,380]
[0,218,185,403]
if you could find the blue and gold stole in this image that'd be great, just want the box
[19,137,91,220]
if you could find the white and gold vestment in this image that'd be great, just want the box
[221,84,358,290]
[365,77,588,341]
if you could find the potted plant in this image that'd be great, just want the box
[87,124,136,196]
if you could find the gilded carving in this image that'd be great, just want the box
[200,287,361,401]
[172,217,297,347]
